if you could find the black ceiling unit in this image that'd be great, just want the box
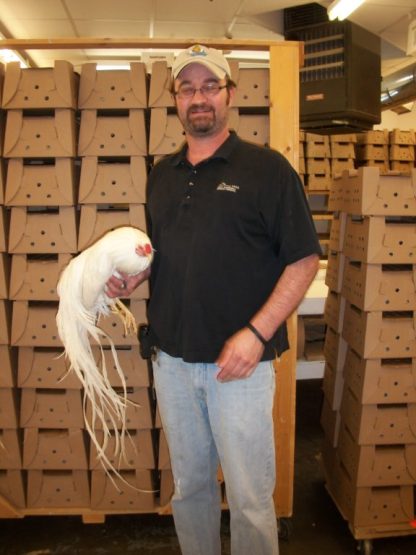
[284,5,381,134]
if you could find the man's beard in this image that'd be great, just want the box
[183,104,216,136]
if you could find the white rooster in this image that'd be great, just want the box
[56,226,153,475]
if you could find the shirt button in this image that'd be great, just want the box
[189,182,194,187]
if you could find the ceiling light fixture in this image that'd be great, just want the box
[327,0,366,21]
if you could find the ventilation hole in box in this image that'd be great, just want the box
[40,278,45,282]
[32,335,37,339]
[111,86,115,90]
[34,85,39,90]
[50,242,56,247]
[100,192,106,196]
[121,97,125,101]
[46,194,51,198]
[100,144,104,149]
[52,449,57,454]
[111,180,116,185]
[47,367,52,372]
[36,134,41,139]
[44,96,49,101]
[121,144,126,149]
[24,96,29,100]
[110,133,115,138]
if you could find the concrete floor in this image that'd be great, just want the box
[1,379,415,554]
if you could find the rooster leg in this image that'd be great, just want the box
[111,299,138,336]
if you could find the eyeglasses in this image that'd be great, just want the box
[174,83,228,99]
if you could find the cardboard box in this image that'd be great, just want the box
[0,469,26,508]
[77,203,146,250]
[158,429,171,470]
[342,260,416,311]
[0,206,9,253]
[27,469,90,508]
[91,345,150,387]
[390,160,414,173]
[306,174,332,191]
[5,158,77,206]
[340,386,416,445]
[78,109,147,156]
[148,108,185,155]
[23,428,88,469]
[148,61,175,108]
[326,457,415,529]
[0,429,22,469]
[0,158,5,204]
[342,303,416,359]
[325,250,345,293]
[0,299,11,345]
[0,252,10,299]
[337,421,416,487]
[331,158,355,176]
[20,388,84,428]
[232,66,269,108]
[357,159,390,173]
[85,386,153,430]
[8,206,77,254]
[328,212,347,252]
[229,110,269,148]
[324,290,345,333]
[11,300,62,347]
[322,361,345,411]
[17,346,81,389]
[320,395,341,447]
[356,129,389,145]
[97,299,147,346]
[3,109,77,158]
[9,253,71,301]
[323,326,347,372]
[339,167,416,216]
[79,156,146,204]
[90,469,156,510]
[0,345,17,388]
[0,387,19,428]
[306,142,331,158]
[90,429,155,470]
[2,61,78,109]
[389,144,415,162]
[389,129,415,146]
[343,215,416,264]
[355,144,389,160]
[306,158,331,176]
[330,142,355,159]
[343,347,416,404]
[78,62,147,109]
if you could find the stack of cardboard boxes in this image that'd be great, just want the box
[321,166,416,540]
[356,129,416,174]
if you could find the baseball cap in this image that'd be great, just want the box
[172,44,231,80]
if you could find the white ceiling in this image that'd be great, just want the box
[0,0,415,77]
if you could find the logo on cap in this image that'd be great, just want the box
[190,45,208,57]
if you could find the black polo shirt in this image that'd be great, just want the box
[146,131,321,363]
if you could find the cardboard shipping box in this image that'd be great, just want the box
[322,360,345,411]
[20,388,84,428]
[77,203,146,250]
[2,61,78,109]
[323,325,348,373]
[90,469,156,511]
[343,215,416,264]
[325,250,346,293]
[343,347,416,404]
[79,156,146,204]
[324,289,346,334]
[0,429,22,469]
[337,421,416,487]
[3,109,77,158]
[23,428,88,469]
[342,303,416,359]
[0,252,10,299]
[9,253,72,301]
[0,470,26,509]
[11,300,62,347]
[5,158,77,206]
[8,206,78,254]
[338,167,416,216]
[340,386,416,445]
[328,212,347,253]
[78,63,147,109]
[90,345,150,387]
[27,469,90,509]
[17,346,80,389]
[78,109,147,156]
[0,299,11,345]
[342,260,416,312]
[231,65,269,108]
[0,206,9,252]
[0,387,19,428]
[0,345,17,388]
[90,429,155,470]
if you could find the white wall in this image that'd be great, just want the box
[376,102,416,129]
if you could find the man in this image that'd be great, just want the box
[107,44,321,555]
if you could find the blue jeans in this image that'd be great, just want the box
[153,350,279,555]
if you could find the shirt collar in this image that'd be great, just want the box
[170,130,240,167]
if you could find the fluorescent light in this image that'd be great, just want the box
[0,48,28,67]
[327,0,366,21]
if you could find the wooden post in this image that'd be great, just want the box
[269,42,301,517]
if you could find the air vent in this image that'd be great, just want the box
[284,2,329,34]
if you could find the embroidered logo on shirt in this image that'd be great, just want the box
[216,182,240,193]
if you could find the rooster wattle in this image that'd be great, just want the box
[56,225,153,474]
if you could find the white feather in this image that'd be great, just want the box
[56,226,153,481]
